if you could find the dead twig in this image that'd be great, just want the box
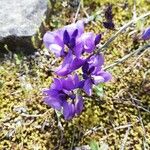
[114,123,133,130]
[83,125,105,137]
[73,1,81,23]
[99,12,150,51]
[20,110,50,118]
[70,127,76,150]
[131,95,149,150]
[133,0,137,20]
[104,44,150,70]
[125,49,149,70]
[81,0,102,25]
[120,126,131,150]
[138,112,148,150]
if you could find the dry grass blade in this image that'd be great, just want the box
[120,126,131,150]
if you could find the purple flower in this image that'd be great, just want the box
[141,27,150,40]
[103,4,115,30]
[103,21,115,30]
[43,20,84,57]
[104,4,113,21]
[55,51,85,76]
[43,29,65,57]
[42,19,112,121]
[43,74,83,120]
[43,20,102,59]
[82,54,112,95]
[75,33,101,56]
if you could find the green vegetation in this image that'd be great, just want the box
[0,0,150,149]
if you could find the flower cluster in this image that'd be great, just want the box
[43,20,111,120]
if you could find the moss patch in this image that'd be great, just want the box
[0,0,150,149]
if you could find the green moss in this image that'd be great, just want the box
[0,0,150,149]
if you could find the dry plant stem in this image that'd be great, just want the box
[126,49,148,70]
[55,129,64,150]
[73,1,81,23]
[131,95,149,149]
[83,8,98,25]
[138,112,148,150]
[83,126,104,137]
[120,126,131,150]
[133,0,137,20]
[132,104,150,113]
[81,0,101,25]
[83,122,137,137]
[104,44,150,70]
[114,123,133,130]
[99,12,150,51]
[70,127,75,150]
[129,93,150,113]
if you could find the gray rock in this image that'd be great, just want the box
[0,0,51,55]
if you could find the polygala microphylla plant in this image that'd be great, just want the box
[43,20,112,120]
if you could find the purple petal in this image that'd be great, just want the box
[63,101,75,120]
[141,27,150,40]
[83,79,93,96]
[43,31,55,48]
[55,65,70,76]
[95,34,101,45]
[104,4,113,21]
[65,20,84,37]
[72,29,78,37]
[63,30,70,44]
[43,89,59,97]
[70,38,76,48]
[88,54,104,67]
[62,74,80,90]
[64,25,76,36]
[103,21,115,30]
[83,73,88,80]
[43,31,64,51]
[89,66,95,73]
[92,67,102,75]
[43,88,51,95]
[62,76,75,91]
[43,31,64,57]
[71,57,85,71]
[81,32,95,53]
[74,74,80,88]
[55,52,73,76]
[97,71,112,82]
[49,44,63,57]
[44,97,62,110]
[92,75,105,85]
[82,62,89,73]
[56,50,85,76]
[76,20,84,36]
[73,42,83,58]
[51,78,62,90]
[58,93,67,101]
[75,95,83,115]
[78,80,84,88]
